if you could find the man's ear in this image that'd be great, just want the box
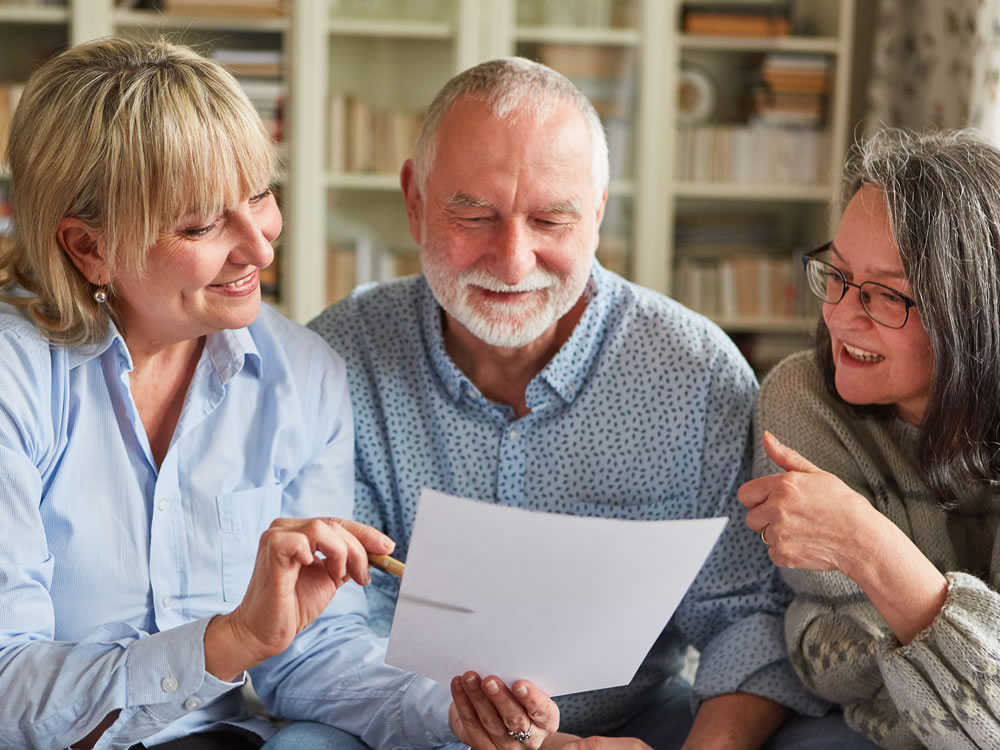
[57,217,108,285]
[400,159,424,246]
[595,185,608,229]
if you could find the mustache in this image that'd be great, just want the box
[458,268,559,293]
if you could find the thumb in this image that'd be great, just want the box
[762,430,820,474]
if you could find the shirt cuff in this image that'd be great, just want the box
[693,612,827,715]
[125,617,244,709]
[400,675,459,747]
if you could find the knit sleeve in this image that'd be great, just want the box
[875,572,1000,749]
[754,353,1000,749]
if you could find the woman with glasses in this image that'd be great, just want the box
[738,129,1000,750]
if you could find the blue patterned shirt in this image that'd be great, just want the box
[309,262,827,735]
[0,302,453,750]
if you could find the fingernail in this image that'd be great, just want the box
[484,679,499,694]
[514,685,527,697]
[465,674,478,689]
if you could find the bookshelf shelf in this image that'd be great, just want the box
[678,34,842,54]
[326,173,401,190]
[328,18,452,39]
[113,10,287,32]
[672,182,835,202]
[0,6,68,24]
[712,316,815,334]
[514,26,640,46]
[661,0,856,371]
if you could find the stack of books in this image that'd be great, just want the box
[681,2,791,37]
[210,49,284,142]
[751,54,831,127]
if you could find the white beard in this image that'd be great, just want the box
[422,253,590,349]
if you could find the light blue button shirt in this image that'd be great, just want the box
[310,262,829,736]
[0,303,454,750]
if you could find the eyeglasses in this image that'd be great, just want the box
[801,243,917,329]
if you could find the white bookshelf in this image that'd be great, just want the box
[663,0,855,366]
[0,0,858,361]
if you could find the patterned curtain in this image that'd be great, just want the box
[865,0,1000,138]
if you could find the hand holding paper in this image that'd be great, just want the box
[386,489,727,696]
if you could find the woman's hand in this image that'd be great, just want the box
[740,431,949,645]
[738,431,881,574]
[449,672,560,750]
[205,517,394,680]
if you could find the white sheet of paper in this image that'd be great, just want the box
[385,489,727,696]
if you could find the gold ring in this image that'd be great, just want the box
[761,525,770,546]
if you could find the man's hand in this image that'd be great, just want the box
[205,517,394,680]
[449,672,559,749]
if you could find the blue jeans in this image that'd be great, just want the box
[261,722,368,750]
[610,679,880,750]
[258,685,880,750]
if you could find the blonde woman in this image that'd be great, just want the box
[0,37,459,750]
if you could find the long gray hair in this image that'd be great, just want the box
[816,128,1000,504]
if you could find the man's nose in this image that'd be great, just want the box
[487,220,535,286]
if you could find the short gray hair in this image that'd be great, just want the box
[817,128,1000,504]
[411,57,609,204]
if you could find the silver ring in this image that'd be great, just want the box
[507,724,533,743]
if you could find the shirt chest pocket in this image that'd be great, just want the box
[217,485,283,602]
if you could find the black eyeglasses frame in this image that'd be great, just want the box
[801,242,917,330]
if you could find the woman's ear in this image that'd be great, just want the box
[57,217,108,285]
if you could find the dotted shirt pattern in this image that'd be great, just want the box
[309,262,827,735]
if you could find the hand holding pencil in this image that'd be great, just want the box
[369,552,405,578]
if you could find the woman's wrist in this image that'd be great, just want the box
[203,612,272,682]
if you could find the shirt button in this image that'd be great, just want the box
[161,595,173,608]
[183,697,202,711]
[509,428,520,441]
[157,500,169,511]
[161,676,179,693]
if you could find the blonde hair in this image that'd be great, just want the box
[2,36,278,345]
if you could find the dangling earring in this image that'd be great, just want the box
[93,286,108,304]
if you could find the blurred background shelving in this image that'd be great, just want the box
[0,0,871,373]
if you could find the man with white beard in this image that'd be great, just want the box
[309,58,870,750]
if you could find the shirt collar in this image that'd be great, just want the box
[420,258,612,407]
[66,322,263,383]
[205,325,263,383]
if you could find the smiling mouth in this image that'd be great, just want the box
[843,342,885,363]
[214,271,256,289]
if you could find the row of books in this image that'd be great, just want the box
[517,0,638,28]
[327,240,421,304]
[674,124,832,185]
[681,2,792,37]
[0,84,25,166]
[674,252,813,320]
[327,93,424,175]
